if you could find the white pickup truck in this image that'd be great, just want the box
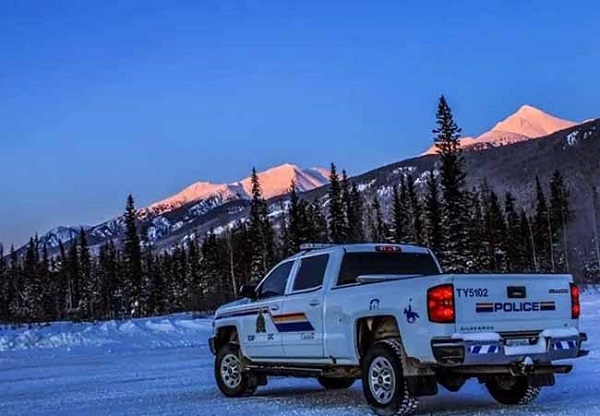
[209,243,588,415]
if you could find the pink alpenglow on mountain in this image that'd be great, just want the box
[142,164,329,216]
[422,105,577,155]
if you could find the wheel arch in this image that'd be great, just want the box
[355,315,403,361]
[214,324,240,352]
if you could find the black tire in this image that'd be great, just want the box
[361,338,419,416]
[214,343,257,397]
[485,375,541,405]
[317,376,355,390]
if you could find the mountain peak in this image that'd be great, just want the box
[489,105,574,139]
[142,163,329,216]
[422,104,577,154]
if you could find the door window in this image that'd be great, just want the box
[256,261,294,299]
[292,254,329,292]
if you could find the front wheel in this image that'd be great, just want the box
[214,343,257,397]
[317,376,355,390]
[485,375,540,405]
[361,338,419,416]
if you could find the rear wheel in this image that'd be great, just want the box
[485,375,540,405]
[214,343,257,397]
[361,338,419,416]
[317,376,355,390]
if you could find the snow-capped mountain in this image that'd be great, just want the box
[27,163,329,254]
[140,164,329,217]
[422,105,576,155]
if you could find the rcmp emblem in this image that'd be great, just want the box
[256,310,267,333]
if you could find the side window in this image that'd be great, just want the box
[256,262,294,299]
[292,254,329,292]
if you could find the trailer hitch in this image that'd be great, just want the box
[510,356,535,376]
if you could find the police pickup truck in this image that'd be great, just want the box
[209,243,587,416]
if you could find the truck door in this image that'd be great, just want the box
[242,261,295,359]
[280,253,329,358]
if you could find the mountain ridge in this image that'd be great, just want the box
[16,105,595,262]
[140,163,329,217]
[422,104,577,155]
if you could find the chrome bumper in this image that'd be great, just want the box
[431,330,588,366]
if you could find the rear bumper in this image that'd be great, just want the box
[431,329,588,366]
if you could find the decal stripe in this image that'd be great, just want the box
[216,309,315,333]
[272,313,307,322]
[274,321,315,332]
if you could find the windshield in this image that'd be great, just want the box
[337,252,440,286]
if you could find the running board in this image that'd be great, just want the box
[246,364,323,378]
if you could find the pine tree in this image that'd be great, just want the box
[369,195,388,242]
[185,237,203,312]
[483,189,507,272]
[306,202,329,243]
[392,180,409,243]
[200,231,227,308]
[424,169,443,255]
[504,192,525,272]
[432,95,469,271]
[549,170,571,272]
[122,194,142,315]
[346,182,365,242]
[533,177,551,271]
[328,163,346,243]
[406,174,424,245]
[22,237,43,322]
[0,244,9,323]
[78,228,96,319]
[520,210,538,272]
[465,189,489,272]
[286,180,306,254]
[248,168,275,281]
[8,245,24,323]
[65,239,80,315]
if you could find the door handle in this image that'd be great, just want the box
[309,300,321,307]
[270,305,280,311]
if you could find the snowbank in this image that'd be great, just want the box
[1,290,599,354]
[0,313,213,353]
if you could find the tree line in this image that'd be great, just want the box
[0,96,576,325]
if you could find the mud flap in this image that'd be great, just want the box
[405,375,438,396]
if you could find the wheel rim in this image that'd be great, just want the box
[220,353,242,389]
[368,356,396,404]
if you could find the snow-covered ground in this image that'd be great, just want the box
[1,292,599,416]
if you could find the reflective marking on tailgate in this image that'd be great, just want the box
[475,301,556,313]
[475,303,494,313]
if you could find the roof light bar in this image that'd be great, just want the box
[299,243,336,251]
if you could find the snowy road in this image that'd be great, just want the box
[1,294,599,416]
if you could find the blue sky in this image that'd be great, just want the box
[1,0,599,248]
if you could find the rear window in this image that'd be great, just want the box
[336,252,440,286]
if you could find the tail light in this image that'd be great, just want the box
[428,284,455,323]
[570,283,580,319]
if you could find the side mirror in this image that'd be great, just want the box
[240,284,257,300]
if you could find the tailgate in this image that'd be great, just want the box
[453,274,573,333]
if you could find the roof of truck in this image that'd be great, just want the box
[287,243,432,260]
